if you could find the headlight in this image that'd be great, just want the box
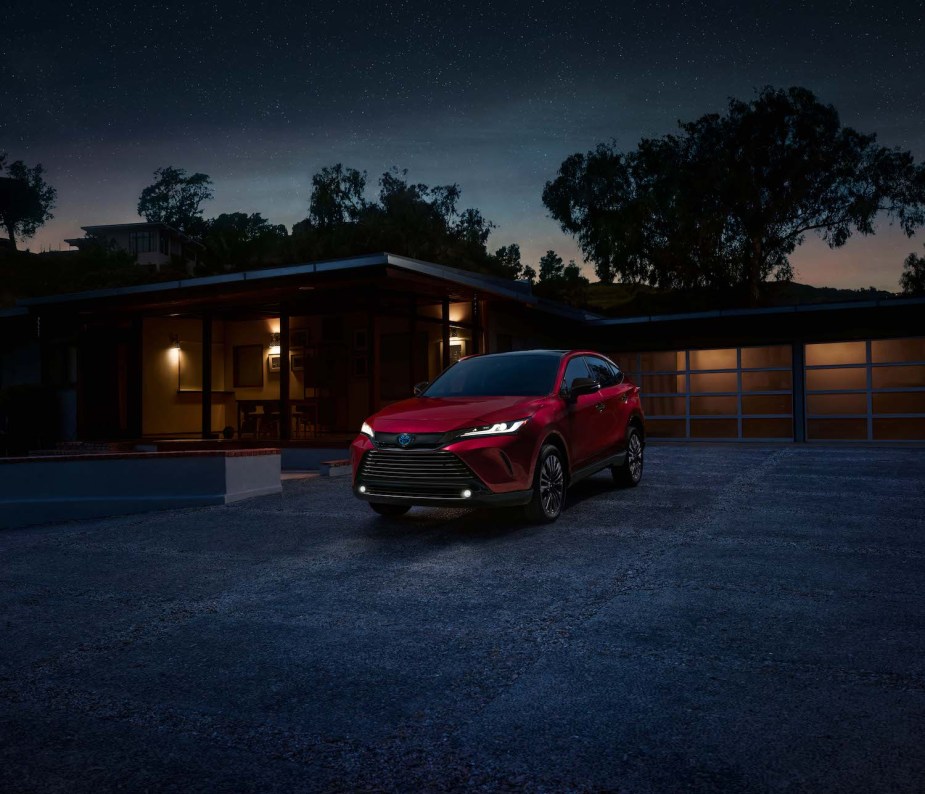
[459,418,529,437]
[360,421,374,438]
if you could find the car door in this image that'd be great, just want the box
[560,355,599,469]
[585,355,630,458]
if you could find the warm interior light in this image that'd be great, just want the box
[169,334,181,362]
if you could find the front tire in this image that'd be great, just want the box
[612,427,644,487]
[524,444,566,523]
[369,503,410,517]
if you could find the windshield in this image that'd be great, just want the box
[423,353,563,398]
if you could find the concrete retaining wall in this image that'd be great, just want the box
[0,449,281,529]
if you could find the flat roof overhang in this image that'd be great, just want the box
[17,253,597,323]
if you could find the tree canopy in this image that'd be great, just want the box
[0,154,57,249]
[900,246,925,295]
[137,166,214,234]
[199,212,288,271]
[543,86,925,300]
[290,164,510,278]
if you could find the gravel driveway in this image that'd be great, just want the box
[1,445,923,792]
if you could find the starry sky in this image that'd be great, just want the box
[4,0,924,289]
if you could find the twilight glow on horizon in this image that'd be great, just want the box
[5,0,923,290]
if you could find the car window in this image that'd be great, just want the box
[424,352,563,397]
[561,356,590,390]
[586,356,619,387]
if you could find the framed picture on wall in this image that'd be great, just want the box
[291,329,309,348]
[268,354,281,372]
[353,356,368,377]
[353,329,367,351]
[291,353,304,371]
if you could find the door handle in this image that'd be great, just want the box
[595,402,606,412]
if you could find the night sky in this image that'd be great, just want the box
[5,0,924,289]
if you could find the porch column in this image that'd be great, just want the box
[201,314,212,439]
[279,310,291,440]
[471,293,481,355]
[409,295,418,389]
[367,310,377,415]
[441,298,450,370]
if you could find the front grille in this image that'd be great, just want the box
[374,432,446,449]
[357,449,481,499]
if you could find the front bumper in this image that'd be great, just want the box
[353,486,533,508]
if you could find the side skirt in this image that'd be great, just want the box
[569,451,627,485]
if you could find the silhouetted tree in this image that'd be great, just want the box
[307,164,368,228]
[493,243,524,279]
[137,166,214,234]
[290,165,508,277]
[900,247,925,295]
[0,154,57,250]
[200,212,287,271]
[534,249,589,305]
[543,86,925,301]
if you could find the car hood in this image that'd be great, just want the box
[370,395,547,433]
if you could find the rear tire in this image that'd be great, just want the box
[612,427,644,488]
[369,503,410,517]
[524,444,566,523]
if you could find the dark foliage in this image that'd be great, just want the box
[900,247,925,295]
[0,154,57,249]
[137,166,214,234]
[543,86,925,301]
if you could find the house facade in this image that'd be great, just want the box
[66,222,203,271]
[2,252,923,453]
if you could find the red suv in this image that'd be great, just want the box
[351,350,645,522]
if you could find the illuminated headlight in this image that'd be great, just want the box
[360,421,374,438]
[459,418,529,437]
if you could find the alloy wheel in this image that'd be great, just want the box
[539,453,565,517]
[628,433,643,482]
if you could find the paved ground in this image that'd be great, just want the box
[1,446,924,793]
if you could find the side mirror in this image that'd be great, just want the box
[413,381,429,396]
[566,377,600,401]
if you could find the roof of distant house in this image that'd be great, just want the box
[66,222,204,248]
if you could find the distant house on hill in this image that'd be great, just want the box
[66,222,202,272]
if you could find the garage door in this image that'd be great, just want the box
[611,346,794,440]
[805,337,925,441]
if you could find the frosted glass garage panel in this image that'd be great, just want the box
[743,418,793,438]
[646,419,686,438]
[873,417,925,440]
[741,345,791,369]
[872,392,925,414]
[871,338,925,363]
[689,372,738,393]
[805,367,867,391]
[690,418,738,438]
[871,365,925,389]
[643,373,686,393]
[643,396,686,416]
[741,370,792,391]
[806,393,868,415]
[641,350,684,371]
[807,418,867,440]
[690,395,738,415]
[805,341,866,366]
[742,394,792,415]
[688,348,736,371]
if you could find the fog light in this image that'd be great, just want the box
[462,489,472,498]
[358,485,366,493]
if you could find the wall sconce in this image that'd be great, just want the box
[269,332,281,355]
[169,334,180,362]
[449,325,468,342]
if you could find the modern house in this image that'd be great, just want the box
[65,222,203,271]
[1,252,923,456]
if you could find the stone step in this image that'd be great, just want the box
[319,459,351,477]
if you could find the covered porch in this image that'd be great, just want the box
[25,254,586,450]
